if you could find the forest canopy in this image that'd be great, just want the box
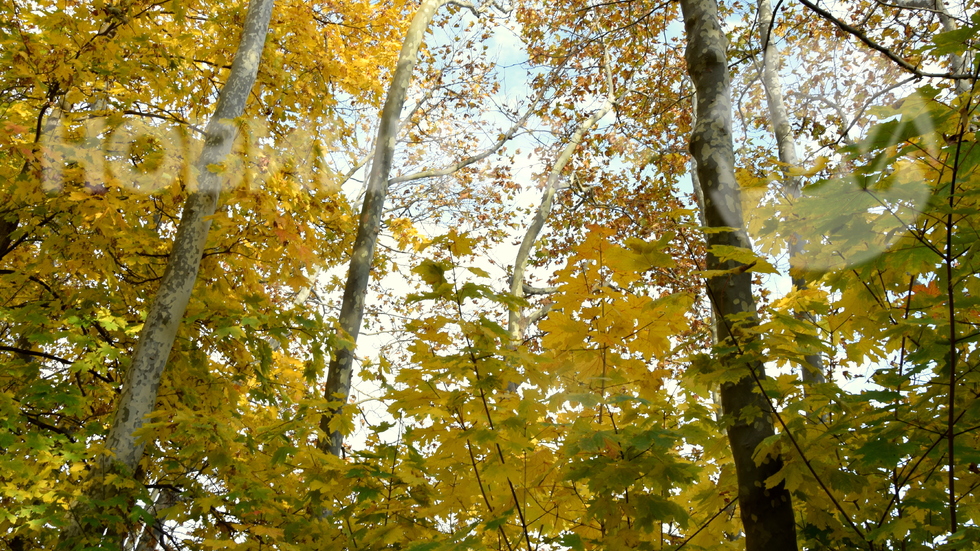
[1,0,979,549]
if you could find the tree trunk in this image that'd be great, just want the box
[61,0,275,544]
[318,0,446,458]
[507,96,617,345]
[680,0,799,548]
[132,487,178,551]
[756,0,825,385]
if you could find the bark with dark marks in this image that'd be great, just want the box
[681,0,799,547]
[60,0,275,544]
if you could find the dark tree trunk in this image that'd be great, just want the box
[680,0,799,548]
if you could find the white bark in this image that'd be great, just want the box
[507,48,620,351]
[757,0,825,384]
[506,97,616,346]
[319,0,447,458]
[63,0,275,543]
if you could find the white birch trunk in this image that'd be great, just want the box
[507,97,617,345]
[319,0,446,458]
[757,0,825,384]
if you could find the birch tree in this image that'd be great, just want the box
[756,0,825,385]
[3,0,978,548]
[508,59,619,348]
[316,0,514,457]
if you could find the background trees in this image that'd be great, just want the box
[1,0,978,549]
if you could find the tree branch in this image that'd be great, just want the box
[389,85,548,185]
[0,345,71,364]
[798,0,974,81]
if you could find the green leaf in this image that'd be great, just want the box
[270,444,297,466]
[558,533,585,551]
[931,25,978,56]
[412,259,448,286]
[706,245,778,273]
[484,508,513,530]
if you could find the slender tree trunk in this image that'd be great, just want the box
[505,52,619,395]
[680,0,799,548]
[318,0,446,457]
[507,96,616,344]
[61,0,275,544]
[757,0,825,384]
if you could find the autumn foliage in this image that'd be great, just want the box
[1,0,980,549]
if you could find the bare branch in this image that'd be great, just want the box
[522,283,559,295]
[524,303,553,327]
[0,345,71,364]
[446,0,483,16]
[389,87,548,185]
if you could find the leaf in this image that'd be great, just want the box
[558,533,585,551]
[412,259,448,287]
[931,24,978,56]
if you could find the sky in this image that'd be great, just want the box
[324,0,955,448]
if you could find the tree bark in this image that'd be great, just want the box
[318,0,446,458]
[61,0,275,544]
[680,0,799,548]
[132,488,178,551]
[507,96,616,344]
[757,0,825,385]
[505,50,619,395]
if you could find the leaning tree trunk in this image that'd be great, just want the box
[757,0,825,385]
[505,93,616,392]
[61,0,275,544]
[680,0,799,549]
[318,0,445,458]
[508,96,616,344]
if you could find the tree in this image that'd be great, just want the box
[680,0,798,546]
[2,0,979,547]
[729,1,980,547]
[61,0,276,542]
[317,0,533,459]
[755,0,825,385]
[317,0,447,459]
[1,0,405,546]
